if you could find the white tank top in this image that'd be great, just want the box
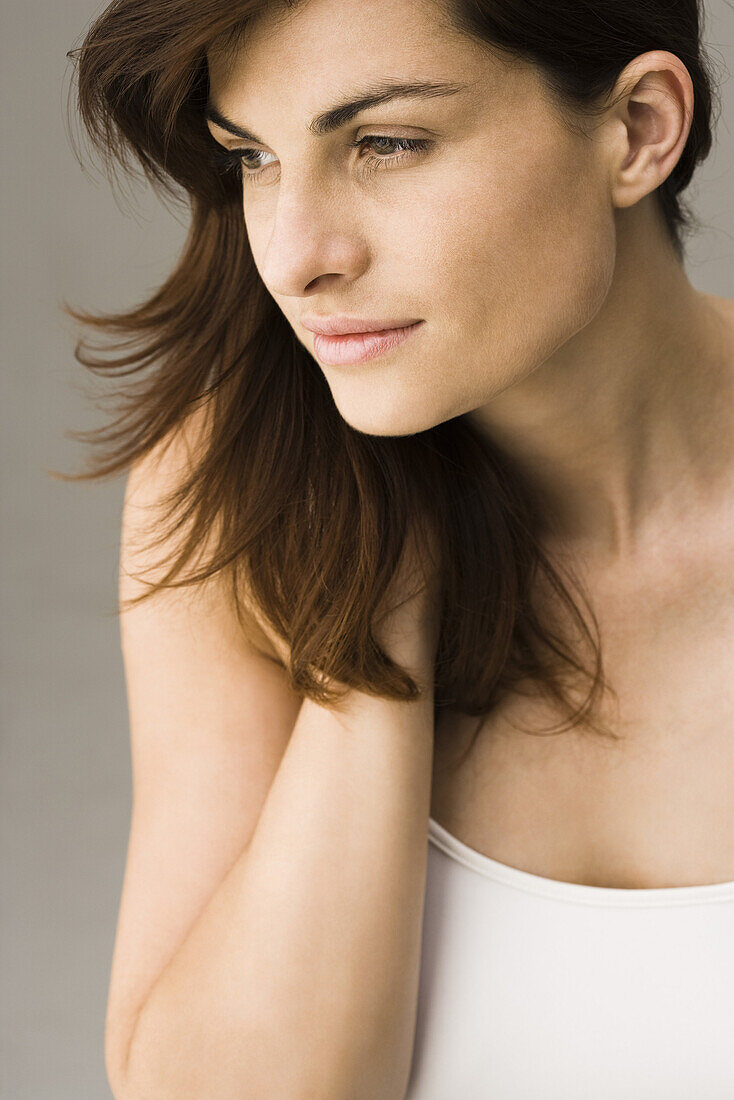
[405,816,734,1098]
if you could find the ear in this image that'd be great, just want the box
[603,50,694,211]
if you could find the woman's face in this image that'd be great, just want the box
[206,0,617,436]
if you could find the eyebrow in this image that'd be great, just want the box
[205,79,470,144]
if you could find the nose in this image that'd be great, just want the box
[254,178,370,298]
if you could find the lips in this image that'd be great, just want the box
[302,316,422,336]
[312,321,423,366]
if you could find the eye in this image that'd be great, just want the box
[209,144,276,177]
[209,134,432,182]
[348,134,432,173]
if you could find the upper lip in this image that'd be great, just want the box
[300,315,422,336]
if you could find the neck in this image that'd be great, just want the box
[468,203,734,564]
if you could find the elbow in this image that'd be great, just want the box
[105,1024,133,1100]
[105,1008,154,1100]
[107,1010,408,1100]
[105,1057,132,1100]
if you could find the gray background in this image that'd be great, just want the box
[2,1,732,1096]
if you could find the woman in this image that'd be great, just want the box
[64,0,734,1096]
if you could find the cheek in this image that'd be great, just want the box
[494,143,614,334]
[243,198,265,261]
[415,131,616,376]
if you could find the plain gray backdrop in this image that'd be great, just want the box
[2,1,733,1096]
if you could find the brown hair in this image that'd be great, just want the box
[56,0,720,754]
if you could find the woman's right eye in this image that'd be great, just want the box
[209,144,271,177]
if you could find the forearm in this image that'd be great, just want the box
[122,687,435,1100]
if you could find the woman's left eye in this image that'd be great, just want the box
[210,134,431,182]
[348,134,432,171]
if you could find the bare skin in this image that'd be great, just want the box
[205,0,734,889]
[434,297,734,890]
[431,510,734,889]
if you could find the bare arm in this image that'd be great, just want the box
[121,529,440,1100]
[123,687,434,1100]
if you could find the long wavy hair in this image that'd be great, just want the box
[57,0,721,755]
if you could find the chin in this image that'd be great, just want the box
[333,398,450,439]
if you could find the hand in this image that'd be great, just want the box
[245,517,442,694]
[371,517,442,692]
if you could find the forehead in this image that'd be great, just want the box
[206,0,508,109]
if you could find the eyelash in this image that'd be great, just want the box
[210,134,431,182]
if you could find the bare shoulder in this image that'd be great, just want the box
[121,403,286,664]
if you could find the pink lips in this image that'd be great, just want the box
[312,321,424,365]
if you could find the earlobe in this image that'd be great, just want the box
[607,51,694,212]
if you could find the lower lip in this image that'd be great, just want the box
[312,321,423,365]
